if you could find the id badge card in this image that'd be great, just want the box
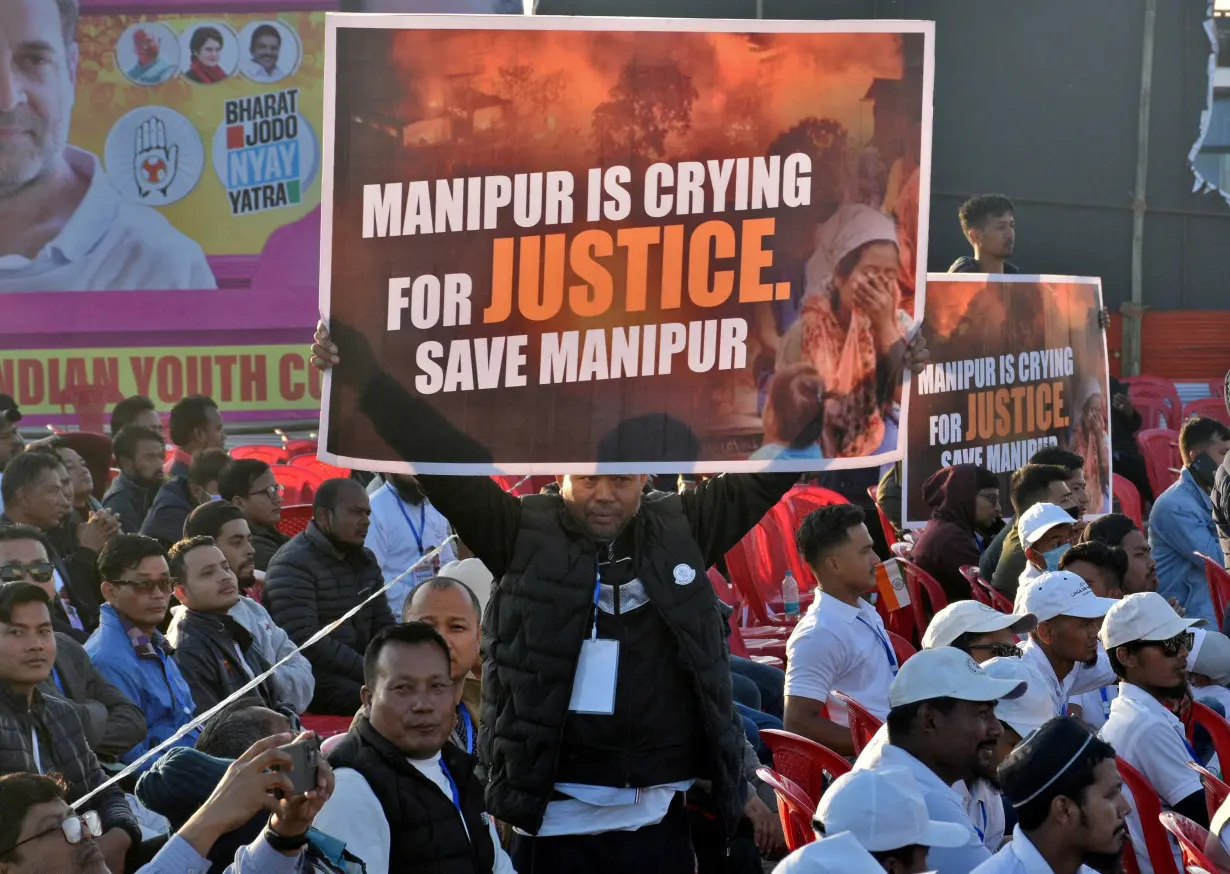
[568,638,619,715]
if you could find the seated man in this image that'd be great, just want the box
[1150,416,1230,624]
[166,396,226,478]
[1058,540,1128,599]
[403,576,482,755]
[1015,503,1076,591]
[220,460,289,572]
[101,425,166,535]
[168,535,301,717]
[177,501,315,714]
[785,505,898,756]
[315,622,515,874]
[263,479,394,715]
[1083,513,1159,596]
[922,600,1037,660]
[85,534,199,766]
[140,447,232,547]
[1028,447,1091,518]
[910,464,1004,602]
[986,464,1075,598]
[0,583,141,873]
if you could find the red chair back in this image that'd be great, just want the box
[708,567,736,604]
[1158,811,1220,874]
[59,385,109,433]
[301,714,353,740]
[888,631,917,665]
[756,767,817,852]
[270,465,326,505]
[1136,428,1182,498]
[781,485,848,529]
[1186,701,1230,774]
[230,444,289,465]
[1186,761,1230,819]
[984,583,1015,614]
[1197,553,1230,631]
[1184,398,1230,428]
[893,556,950,645]
[282,438,318,460]
[961,565,993,607]
[760,729,850,806]
[275,504,313,537]
[1131,393,1177,431]
[866,485,899,550]
[1127,378,1183,426]
[1116,756,1183,874]
[829,691,883,754]
[1113,473,1144,531]
[725,521,805,628]
[289,455,351,480]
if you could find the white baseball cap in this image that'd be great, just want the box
[1016,571,1117,623]
[774,831,933,874]
[816,767,969,852]
[1100,591,1205,651]
[982,657,1051,740]
[889,646,1028,708]
[1188,630,1230,685]
[922,601,1038,650]
[1018,502,1075,548]
[438,558,494,614]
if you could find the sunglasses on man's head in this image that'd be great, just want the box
[0,562,55,585]
[1142,632,1194,658]
[0,810,101,856]
[965,642,1023,660]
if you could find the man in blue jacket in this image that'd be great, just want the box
[85,534,199,767]
[1150,416,1230,625]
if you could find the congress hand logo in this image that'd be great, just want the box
[133,116,179,198]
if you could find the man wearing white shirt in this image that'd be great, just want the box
[1188,628,1230,714]
[315,622,515,874]
[923,601,1038,660]
[244,24,286,83]
[1015,572,1117,719]
[1014,504,1077,593]
[785,504,899,756]
[854,646,1028,874]
[974,716,1130,874]
[0,0,215,292]
[1098,591,1208,874]
[367,475,456,617]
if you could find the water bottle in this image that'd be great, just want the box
[782,571,800,618]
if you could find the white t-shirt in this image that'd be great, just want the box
[1099,682,1202,874]
[785,592,896,725]
[1018,638,1116,718]
[0,147,215,292]
[971,826,1100,873]
[367,484,457,617]
[313,753,515,874]
[1069,684,1117,731]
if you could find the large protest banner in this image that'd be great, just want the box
[320,15,935,475]
[902,274,1111,528]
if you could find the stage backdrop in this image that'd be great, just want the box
[320,14,936,475]
[902,274,1112,529]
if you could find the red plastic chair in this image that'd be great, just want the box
[59,385,109,433]
[756,767,817,852]
[1197,554,1230,631]
[230,444,289,465]
[760,729,851,806]
[893,556,951,645]
[983,582,1015,614]
[961,565,993,607]
[270,465,326,505]
[1128,378,1183,426]
[1212,379,1227,400]
[829,691,883,754]
[289,455,351,480]
[888,631,917,666]
[301,714,352,740]
[1113,473,1145,531]
[780,485,848,529]
[1130,392,1177,431]
[727,615,785,669]
[1186,701,1230,775]
[725,524,804,629]
[282,438,318,460]
[866,485,900,550]
[275,504,313,537]
[1159,811,1222,874]
[1116,756,1183,874]
[1136,428,1182,499]
[1187,761,1230,819]
[1184,398,1230,428]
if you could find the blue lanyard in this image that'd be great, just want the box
[393,488,427,554]
[51,667,64,695]
[1184,734,1201,763]
[856,615,899,676]
[438,757,462,811]
[590,569,601,639]
[457,704,475,755]
[972,800,987,842]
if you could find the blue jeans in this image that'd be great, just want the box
[736,702,782,765]
[730,656,784,720]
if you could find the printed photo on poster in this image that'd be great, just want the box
[319,15,935,475]
[115,22,181,86]
[180,21,240,85]
[237,20,303,84]
[901,274,1112,528]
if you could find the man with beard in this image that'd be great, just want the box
[910,464,1004,602]
[1015,573,1117,720]
[1083,514,1159,595]
[368,474,457,617]
[853,646,1029,874]
[0,395,25,517]
[221,460,288,572]
[102,425,165,534]
[975,717,1130,874]
[1098,592,1208,874]
[263,479,394,715]
[178,501,315,714]
[949,195,1019,275]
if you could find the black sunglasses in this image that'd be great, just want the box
[0,810,101,856]
[965,642,1023,659]
[1143,632,1194,658]
[0,562,55,585]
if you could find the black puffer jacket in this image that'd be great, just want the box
[139,477,197,546]
[0,683,140,846]
[262,522,394,714]
[171,610,284,715]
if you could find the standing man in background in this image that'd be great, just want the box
[368,474,456,616]
[949,195,1019,274]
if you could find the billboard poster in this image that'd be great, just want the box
[902,274,1112,528]
[319,14,935,474]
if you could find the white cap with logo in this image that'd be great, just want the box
[1099,591,1205,651]
[816,767,970,852]
[981,657,1052,739]
[1015,571,1117,623]
[1188,629,1230,685]
[922,600,1038,650]
[889,646,1028,709]
[774,830,936,874]
[1018,502,1075,548]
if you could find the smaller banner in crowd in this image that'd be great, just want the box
[902,275,1111,528]
[318,14,934,475]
